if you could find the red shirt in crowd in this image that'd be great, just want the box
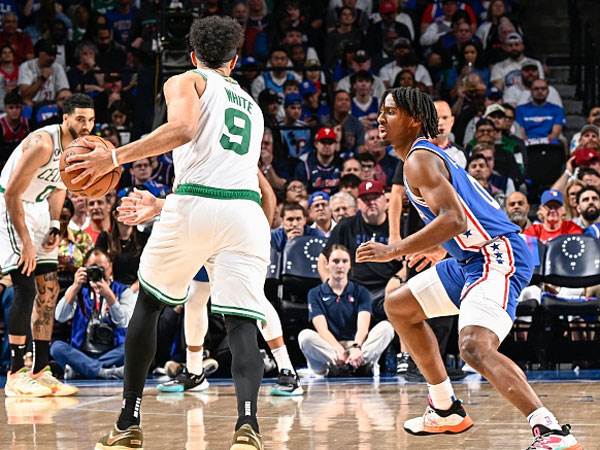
[0,31,34,64]
[523,220,583,244]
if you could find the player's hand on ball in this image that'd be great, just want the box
[406,246,447,272]
[356,241,394,263]
[65,137,114,189]
[117,189,159,225]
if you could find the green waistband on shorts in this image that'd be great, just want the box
[174,183,261,205]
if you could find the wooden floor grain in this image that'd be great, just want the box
[1,378,599,449]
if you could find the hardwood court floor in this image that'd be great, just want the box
[1,377,599,450]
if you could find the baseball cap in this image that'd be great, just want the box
[35,39,57,56]
[540,189,564,206]
[521,58,538,70]
[358,180,385,198]
[308,191,330,207]
[258,89,281,105]
[486,86,503,101]
[580,124,600,136]
[354,47,370,63]
[305,59,320,70]
[315,127,337,142]
[505,32,523,43]
[241,56,258,68]
[300,80,317,97]
[484,103,506,118]
[380,1,396,14]
[284,93,303,107]
[394,37,412,49]
[573,147,600,167]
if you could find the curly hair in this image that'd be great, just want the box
[189,16,243,69]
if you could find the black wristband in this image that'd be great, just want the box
[350,343,360,349]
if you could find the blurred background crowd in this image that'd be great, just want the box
[1,0,600,380]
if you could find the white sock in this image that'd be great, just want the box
[271,345,294,372]
[527,407,561,431]
[186,348,204,376]
[427,377,456,411]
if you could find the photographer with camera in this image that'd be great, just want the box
[50,248,136,379]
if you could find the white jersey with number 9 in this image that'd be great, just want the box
[172,69,264,193]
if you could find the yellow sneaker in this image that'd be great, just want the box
[33,366,79,397]
[5,367,52,397]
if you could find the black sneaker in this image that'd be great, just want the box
[397,352,411,374]
[157,368,209,393]
[270,369,303,397]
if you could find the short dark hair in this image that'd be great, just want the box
[382,87,439,139]
[468,153,488,166]
[281,202,307,218]
[358,153,376,164]
[84,247,109,264]
[189,16,243,69]
[63,93,94,114]
[339,173,361,189]
[476,118,496,130]
[350,70,373,85]
[578,167,600,180]
[501,103,515,114]
[576,186,600,204]
[4,89,22,106]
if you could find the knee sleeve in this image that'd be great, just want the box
[225,316,263,375]
[8,271,36,336]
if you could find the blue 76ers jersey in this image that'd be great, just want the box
[403,138,520,261]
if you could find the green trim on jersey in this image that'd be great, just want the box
[192,68,238,85]
[0,186,4,193]
[175,183,261,205]
[211,304,266,324]
[138,271,189,306]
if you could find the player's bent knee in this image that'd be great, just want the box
[384,286,425,325]
[458,332,490,370]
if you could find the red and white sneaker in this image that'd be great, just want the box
[527,424,583,450]
[404,399,474,435]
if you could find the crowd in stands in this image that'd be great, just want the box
[1,0,600,378]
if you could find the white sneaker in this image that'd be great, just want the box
[33,366,79,396]
[527,424,583,450]
[5,367,53,397]
[404,399,474,435]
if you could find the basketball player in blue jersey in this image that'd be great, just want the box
[356,87,582,450]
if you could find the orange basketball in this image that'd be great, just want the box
[59,135,122,199]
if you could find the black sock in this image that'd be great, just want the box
[10,343,27,373]
[116,286,164,430]
[225,315,263,433]
[32,340,50,374]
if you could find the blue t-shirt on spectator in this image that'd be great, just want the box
[270,226,324,252]
[307,281,372,341]
[584,223,600,239]
[294,152,341,194]
[106,7,137,45]
[117,180,169,199]
[515,101,566,142]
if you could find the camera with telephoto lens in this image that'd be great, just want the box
[86,265,105,283]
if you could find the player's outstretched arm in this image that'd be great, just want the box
[357,151,466,263]
[4,132,54,275]
[66,72,205,188]
[117,189,165,225]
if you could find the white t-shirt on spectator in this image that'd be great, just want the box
[379,62,433,88]
[336,74,386,99]
[503,84,563,108]
[490,56,544,89]
[18,59,69,104]
[420,20,452,47]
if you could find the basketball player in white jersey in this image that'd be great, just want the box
[66,18,270,450]
[1,93,94,398]
[118,179,303,398]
